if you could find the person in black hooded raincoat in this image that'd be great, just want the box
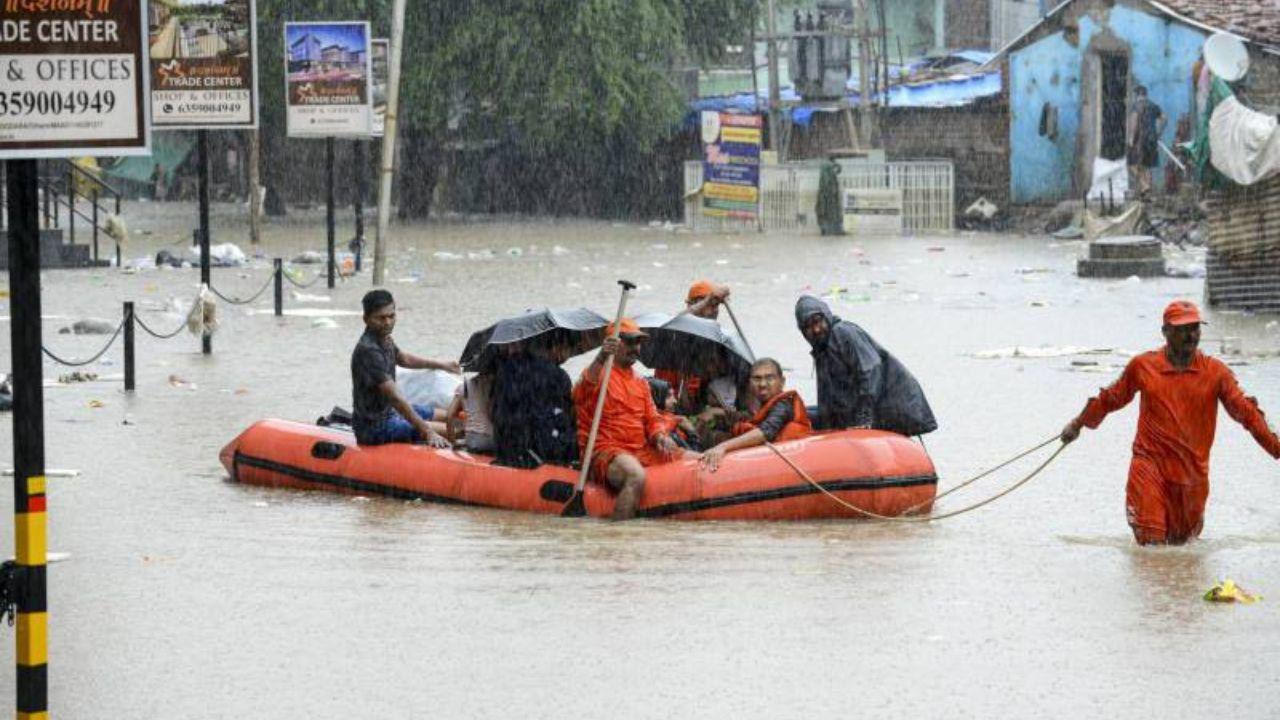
[794,295,937,436]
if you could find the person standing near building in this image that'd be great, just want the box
[1060,300,1280,545]
[1126,85,1166,199]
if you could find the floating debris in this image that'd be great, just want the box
[972,346,1124,360]
[168,374,197,390]
[1204,579,1261,604]
[59,371,99,384]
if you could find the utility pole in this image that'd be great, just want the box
[374,0,406,286]
[248,130,261,244]
[857,0,873,146]
[764,0,783,160]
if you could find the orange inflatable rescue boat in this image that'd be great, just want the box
[220,419,937,520]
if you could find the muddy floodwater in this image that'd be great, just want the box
[1,201,1278,718]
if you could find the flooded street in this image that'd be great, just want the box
[2,202,1279,718]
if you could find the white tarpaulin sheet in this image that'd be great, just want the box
[1209,96,1280,186]
[1087,157,1129,204]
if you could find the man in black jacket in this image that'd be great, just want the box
[794,295,937,436]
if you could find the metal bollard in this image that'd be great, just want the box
[123,302,135,392]
[274,258,283,317]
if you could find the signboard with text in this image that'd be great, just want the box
[149,0,258,129]
[284,21,370,138]
[369,38,386,137]
[701,111,761,219]
[842,188,903,235]
[0,0,150,158]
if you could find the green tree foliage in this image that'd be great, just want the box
[255,0,755,218]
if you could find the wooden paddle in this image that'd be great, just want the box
[722,300,756,363]
[562,279,636,517]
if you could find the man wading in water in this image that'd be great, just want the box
[1061,300,1280,545]
[351,290,460,447]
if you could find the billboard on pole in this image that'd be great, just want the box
[0,0,151,158]
[284,21,371,138]
[701,112,761,219]
[149,0,258,129]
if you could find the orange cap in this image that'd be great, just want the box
[606,318,647,338]
[686,279,716,303]
[1163,300,1205,326]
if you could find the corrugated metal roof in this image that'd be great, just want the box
[1153,0,1280,52]
[986,0,1280,68]
[688,67,1002,129]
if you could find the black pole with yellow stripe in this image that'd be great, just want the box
[7,159,49,719]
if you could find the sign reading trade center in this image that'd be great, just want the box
[0,0,150,158]
[284,21,371,137]
[701,111,761,219]
[149,0,258,129]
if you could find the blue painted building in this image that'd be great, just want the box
[994,0,1219,204]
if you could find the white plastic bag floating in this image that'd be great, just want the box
[1209,95,1280,185]
[186,285,218,337]
[190,242,247,267]
[398,368,461,409]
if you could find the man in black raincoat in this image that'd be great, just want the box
[795,295,937,436]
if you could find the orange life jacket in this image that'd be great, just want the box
[733,390,812,442]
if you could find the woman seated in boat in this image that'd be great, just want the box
[646,377,702,451]
[700,358,812,472]
[444,370,495,454]
[491,338,579,468]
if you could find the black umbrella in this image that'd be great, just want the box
[460,307,609,373]
[634,312,754,381]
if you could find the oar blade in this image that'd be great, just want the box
[561,491,587,517]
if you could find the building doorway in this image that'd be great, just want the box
[1099,53,1128,160]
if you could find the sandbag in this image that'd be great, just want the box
[1209,95,1280,186]
[1083,202,1144,242]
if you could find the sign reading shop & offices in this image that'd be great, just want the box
[149,0,258,129]
[0,0,150,158]
[284,21,371,138]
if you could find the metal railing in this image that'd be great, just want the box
[36,159,125,265]
[684,159,955,234]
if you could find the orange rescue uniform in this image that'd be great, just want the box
[1078,348,1280,543]
[732,389,813,442]
[573,362,669,483]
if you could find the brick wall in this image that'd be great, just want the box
[1243,49,1280,113]
[947,0,992,50]
[1206,174,1280,312]
[786,99,1011,215]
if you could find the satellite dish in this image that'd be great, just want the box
[1204,32,1250,82]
